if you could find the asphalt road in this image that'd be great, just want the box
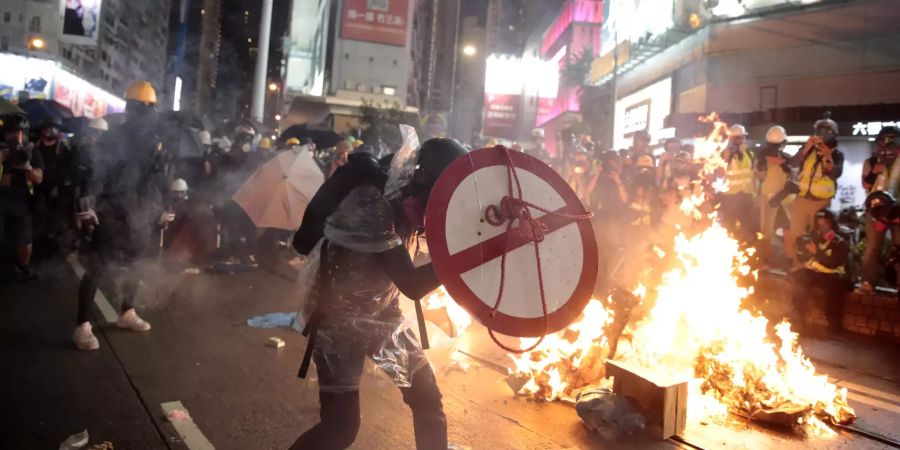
[1,256,899,450]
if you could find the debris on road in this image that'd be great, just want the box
[246,312,298,329]
[181,267,202,275]
[267,337,285,348]
[166,408,192,422]
[59,430,89,450]
[575,387,647,440]
[88,442,114,450]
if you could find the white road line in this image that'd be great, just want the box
[161,401,215,450]
[65,254,119,324]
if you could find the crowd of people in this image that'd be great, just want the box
[515,116,900,334]
[0,81,366,351]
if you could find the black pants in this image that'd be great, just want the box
[290,363,447,450]
[77,262,138,324]
[792,269,847,332]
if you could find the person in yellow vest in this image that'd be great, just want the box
[858,126,900,293]
[783,115,844,268]
[791,208,850,334]
[718,124,757,242]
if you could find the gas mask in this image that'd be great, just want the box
[241,142,251,153]
[815,125,837,143]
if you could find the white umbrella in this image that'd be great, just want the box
[232,147,325,230]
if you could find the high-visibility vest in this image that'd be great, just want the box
[630,198,652,226]
[725,149,754,195]
[797,152,836,200]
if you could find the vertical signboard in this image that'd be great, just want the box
[59,0,103,45]
[613,77,672,150]
[341,0,409,47]
[483,55,526,140]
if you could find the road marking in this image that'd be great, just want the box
[160,401,215,450]
[66,254,119,324]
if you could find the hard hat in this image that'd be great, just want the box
[419,138,468,179]
[728,124,748,137]
[814,208,837,228]
[234,124,255,136]
[352,139,364,149]
[40,117,63,130]
[814,112,838,134]
[88,117,109,131]
[259,137,272,150]
[0,113,29,133]
[285,137,300,146]
[765,125,787,144]
[198,130,212,145]
[170,178,189,193]
[124,81,158,105]
[636,153,655,169]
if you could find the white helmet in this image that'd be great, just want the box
[170,178,189,193]
[88,117,109,131]
[765,125,787,144]
[198,130,212,146]
[728,124,748,137]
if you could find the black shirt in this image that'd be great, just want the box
[1,144,45,209]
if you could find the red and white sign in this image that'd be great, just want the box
[341,0,409,47]
[425,147,598,337]
[482,93,520,140]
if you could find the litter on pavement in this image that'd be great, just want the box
[59,430,89,450]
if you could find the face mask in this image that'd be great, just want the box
[241,143,251,153]
[402,195,426,230]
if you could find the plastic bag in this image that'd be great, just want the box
[383,124,420,201]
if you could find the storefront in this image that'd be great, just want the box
[0,53,124,118]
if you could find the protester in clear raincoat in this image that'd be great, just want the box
[290,136,467,450]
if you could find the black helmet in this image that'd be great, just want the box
[40,117,63,130]
[815,208,837,229]
[0,113,29,134]
[418,138,468,181]
[876,126,900,147]
[865,191,895,222]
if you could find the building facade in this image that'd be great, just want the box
[0,0,170,99]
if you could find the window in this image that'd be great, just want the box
[3,12,10,23]
[1,36,8,52]
[29,16,40,32]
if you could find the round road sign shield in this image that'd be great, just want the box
[425,147,598,337]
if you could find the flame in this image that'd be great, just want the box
[503,113,856,432]
[421,286,473,338]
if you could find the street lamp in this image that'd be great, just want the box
[462,45,477,57]
[268,82,278,92]
[274,114,282,121]
[28,36,45,50]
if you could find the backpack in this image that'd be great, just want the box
[292,152,389,255]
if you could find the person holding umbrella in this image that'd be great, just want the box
[34,117,75,250]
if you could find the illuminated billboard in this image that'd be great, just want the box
[60,0,103,45]
[0,53,124,117]
[613,77,672,150]
[482,55,527,140]
[341,0,410,47]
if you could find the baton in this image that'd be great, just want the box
[415,300,430,350]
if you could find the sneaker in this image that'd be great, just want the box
[117,309,151,332]
[855,281,875,295]
[73,322,100,351]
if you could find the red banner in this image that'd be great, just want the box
[341,0,409,47]
[482,94,520,140]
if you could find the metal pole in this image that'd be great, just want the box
[607,28,619,150]
[251,0,273,123]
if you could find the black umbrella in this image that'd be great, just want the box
[160,110,213,131]
[0,97,25,117]
[19,99,74,127]
[279,124,345,149]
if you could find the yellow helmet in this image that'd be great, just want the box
[285,137,301,146]
[259,137,273,150]
[124,81,157,104]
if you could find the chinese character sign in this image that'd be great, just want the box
[852,121,900,136]
[342,0,409,47]
[482,94,521,140]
